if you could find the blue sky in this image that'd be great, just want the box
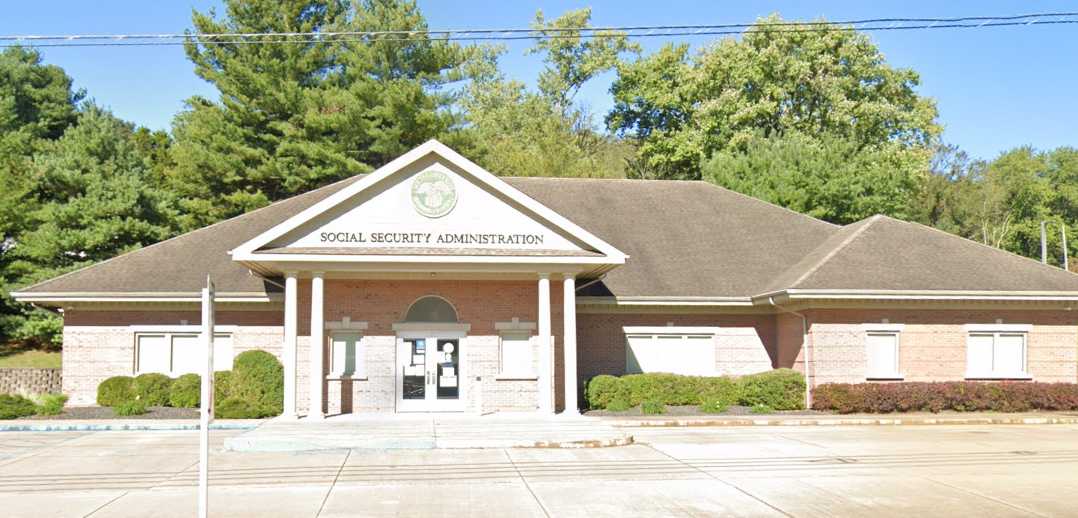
[1,1,1076,161]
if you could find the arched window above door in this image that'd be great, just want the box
[404,296,458,323]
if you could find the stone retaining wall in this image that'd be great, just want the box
[0,368,62,395]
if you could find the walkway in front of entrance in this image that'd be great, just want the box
[224,414,633,452]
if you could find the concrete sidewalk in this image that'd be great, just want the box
[602,411,1078,427]
[225,414,634,451]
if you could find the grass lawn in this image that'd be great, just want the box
[0,344,61,368]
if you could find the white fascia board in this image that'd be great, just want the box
[231,140,628,262]
[765,289,1078,302]
[577,296,754,306]
[10,292,276,303]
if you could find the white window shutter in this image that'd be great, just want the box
[171,334,201,375]
[994,334,1025,376]
[967,333,995,377]
[626,334,715,376]
[866,333,899,378]
[137,335,170,374]
[500,335,533,376]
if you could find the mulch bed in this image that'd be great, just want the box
[585,404,829,417]
[29,406,200,420]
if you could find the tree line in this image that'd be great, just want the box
[1,0,1075,348]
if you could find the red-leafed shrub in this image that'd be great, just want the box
[812,381,1078,414]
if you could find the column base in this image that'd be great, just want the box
[304,413,325,421]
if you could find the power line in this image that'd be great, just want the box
[2,12,1076,48]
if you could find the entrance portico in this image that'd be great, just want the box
[233,141,625,417]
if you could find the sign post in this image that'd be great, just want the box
[198,276,215,518]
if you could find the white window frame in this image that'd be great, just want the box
[964,325,1032,380]
[131,326,237,376]
[623,326,719,376]
[328,331,366,380]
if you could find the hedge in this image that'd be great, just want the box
[812,382,1078,414]
[585,369,806,411]
[228,350,284,417]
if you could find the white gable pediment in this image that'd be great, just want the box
[233,140,626,266]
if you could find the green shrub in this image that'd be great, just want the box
[699,399,729,414]
[113,400,148,416]
[583,370,806,412]
[97,376,135,407]
[0,394,38,419]
[699,377,742,408]
[227,350,283,417]
[133,373,173,406]
[33,393,68,416]
[750,404,775,414]
[215,397,263,419]
[169,373,201,408]
[737,369,806,410]
[812,382,1078,414]
[213,370,233,404]
[641,400,666,415]
[585,375,623,409]
[606,398,632,412]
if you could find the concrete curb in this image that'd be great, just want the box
[0,420,261,432]
[605,415,1078,427]
[224,434,635,452]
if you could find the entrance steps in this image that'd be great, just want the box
[224,413,634,452]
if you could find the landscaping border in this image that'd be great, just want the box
[604,413,1078,427]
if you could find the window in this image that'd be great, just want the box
[967,332,1028,379]
[404,296,458,323]
[624,327,718,376]
[499,333,533,377]
[330,332,364,378]
[135,332,233,375]
[865,332,901,379]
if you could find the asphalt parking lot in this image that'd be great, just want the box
[2,424,1077,517]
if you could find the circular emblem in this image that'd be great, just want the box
[411,170,457,218]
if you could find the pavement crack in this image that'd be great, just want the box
[316,449,351,517]
[644,444,794,518]
[83,490,129,518]
[503,449,551,518]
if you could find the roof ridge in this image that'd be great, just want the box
[785,215,884,288]
[15,175,363,294]
[902,216,1078,278]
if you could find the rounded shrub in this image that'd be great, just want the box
[0,394,38,420]
[585,375,623,409]
[133,373,173,406]
[113,399,148,416]
[699,399,729,414]
[699,377,741,408]
[213,370,233,406]
[606,398,632,412]
[97,376,135,407]
[227,350,283,417]
[215,397,263,419]
[169,373,201,408]
[737,369,806,410]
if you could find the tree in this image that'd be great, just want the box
[608,15,941,189]
[460,8,637,178]
[168,0,480,230]
[2,106,177,346]
[702,131,927,224]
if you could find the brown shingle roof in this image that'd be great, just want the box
[17,176,1078,299]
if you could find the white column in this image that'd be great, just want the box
[562,274,579,415]
[308,272,325,420]
[537,274,553,414]
[282,272,298,419]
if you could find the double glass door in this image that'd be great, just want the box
[397,334,463,412]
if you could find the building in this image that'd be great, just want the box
[13,140,1078,415]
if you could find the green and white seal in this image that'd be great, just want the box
[411,169,457,218]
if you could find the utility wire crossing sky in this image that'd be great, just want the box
[2,11,1076,47]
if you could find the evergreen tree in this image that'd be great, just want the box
[168,0,479,230]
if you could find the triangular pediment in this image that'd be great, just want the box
[232,140,626,265]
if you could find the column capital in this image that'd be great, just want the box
[561,273,576,281]
[537,272,551,280]
[284,271,298,278]
[311,271,325,278]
